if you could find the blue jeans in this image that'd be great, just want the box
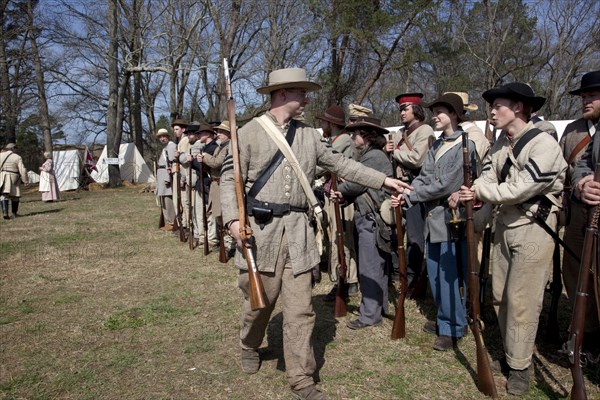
[426,239,467,338]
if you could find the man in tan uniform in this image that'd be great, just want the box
[199,120,232,254]
[563,70,600,349]
[220,67,408,400]
[386,93,435,287]
[316,105,359,299]
[0,143,28,219]
[460,82,566,396]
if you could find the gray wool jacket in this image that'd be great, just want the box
[406,130,478,243]
[337,145,393,216]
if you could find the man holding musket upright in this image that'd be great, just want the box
[386,93,435,288]
[220,67,409,400]
[199,120,234,255]
[459,83,566,396]
[568,70,600,352]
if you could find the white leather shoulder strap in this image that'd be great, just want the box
[256,115,322,216]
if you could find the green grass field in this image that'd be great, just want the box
[0,186,597,399]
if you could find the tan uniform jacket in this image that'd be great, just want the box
[391,123,435,180]
[0,151,28,197]
[220,112,387,275]
[474,122,566,228]
[203,140,229,217]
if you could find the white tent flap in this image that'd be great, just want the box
[90,144,155,184]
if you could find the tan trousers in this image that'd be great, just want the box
[192,191,217,243]
[324,197,358,284]
[160,196,175,225]
[238,231,316,390]
[493,214,555,370]
[562,201,600,332]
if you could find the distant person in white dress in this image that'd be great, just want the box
[39,152,60,202]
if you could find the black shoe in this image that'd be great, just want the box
[433,335,459,351]
[507,367,530,396]
[422,320,437,335]
[346,319,381,330]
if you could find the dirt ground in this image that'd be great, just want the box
[0,187,598,399]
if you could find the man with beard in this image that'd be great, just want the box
[567,70,600,352]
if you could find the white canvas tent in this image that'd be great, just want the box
[90,143,155,184]
[53,149,81,191]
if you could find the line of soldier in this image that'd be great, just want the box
[155,119,234,256]
[154,66,598,399]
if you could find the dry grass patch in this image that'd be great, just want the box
[0,186,598,399]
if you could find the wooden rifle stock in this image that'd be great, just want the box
[197,151,209,255]
[391,204,407,339]
[330,176,348,318]
[224,58,266,310]
[567,164,600,400]
[479,227,492,310]
[463,132,497,398]
[219,222,228,263]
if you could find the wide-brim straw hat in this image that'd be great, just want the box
[569,70,600,95]
[257,68,321,94]
[316,105,346,126]
[348,103,372,119]
[155,128,170,138]
[444,92,478,112]
[482,82,546,112]
[424,93,466,121]
[4,143,17,150]
[345,117,389,135]
[215,120,231,134]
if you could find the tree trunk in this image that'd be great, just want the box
[107,0,121,187]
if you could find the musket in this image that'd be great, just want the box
[197,149,209,255]
[173,157,186,242]
[155,161,165,229]
[463,132,497,398]
[224,58,267,310]
[566,164,600,400]
[330,175,348,318]
[187,151,195,251]
[390,138,409,339]
[391,199,408,339]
